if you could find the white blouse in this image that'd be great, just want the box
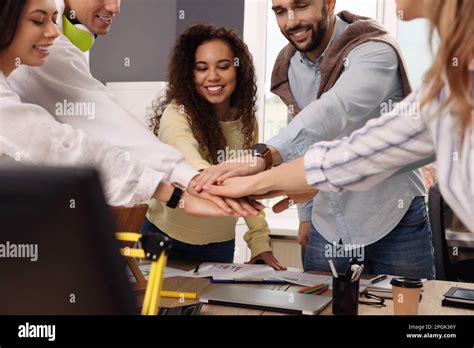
[0,72,162,206]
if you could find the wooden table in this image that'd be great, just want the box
[139,260,474,316]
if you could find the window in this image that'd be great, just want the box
[263,0,290,142]
[335,0,378,19]
[397,19,433,89]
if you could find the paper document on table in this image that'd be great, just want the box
[272,271,371,292]
[188,262,274,279]
[163,266,190,278]
[187,262,301,281]
[271,271,332,287]
[127,264,189,281]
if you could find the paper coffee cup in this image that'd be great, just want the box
[390,277,423,315]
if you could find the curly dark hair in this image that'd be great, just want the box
[150,25,257,164]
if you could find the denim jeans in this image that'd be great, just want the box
[140,218,235,263]
[303,197,436,279]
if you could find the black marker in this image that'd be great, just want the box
[370,275,387,284]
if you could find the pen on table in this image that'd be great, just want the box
[193,265,200,275]
[160,291,197,300]
[302,284,326,294]
[370,275,387,285]
[304,284,330,295]
[298,283,325,294]
[328,260,338,278]
[313,286,329,296]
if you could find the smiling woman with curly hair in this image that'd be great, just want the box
[150,25,257,164]
[144,25,285,268]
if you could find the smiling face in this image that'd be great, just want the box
[194,39,237,107]
[1,0,60,74]
[65,0,120,36]
[272,0,328,53]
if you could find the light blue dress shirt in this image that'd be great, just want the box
[267,17,426,247]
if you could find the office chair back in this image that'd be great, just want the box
[428,183,474,282]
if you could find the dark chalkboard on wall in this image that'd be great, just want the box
[90,0,245,83]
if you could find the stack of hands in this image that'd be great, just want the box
[186,157,317,217]
[193,158,317,213]
[160,156,318,268]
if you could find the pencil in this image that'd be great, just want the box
[313,286,329,296]
[298,283,325,294]
[304,284,330,295]
[160,290,198,300]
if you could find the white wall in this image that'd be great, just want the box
[107,82,168,125]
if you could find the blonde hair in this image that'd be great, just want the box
[422,0,473,142]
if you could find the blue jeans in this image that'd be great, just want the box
[140,218,235,263]
[304,197,436,279]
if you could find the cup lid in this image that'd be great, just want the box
[390,277,423,289]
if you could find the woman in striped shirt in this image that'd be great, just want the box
[205,0,473,232]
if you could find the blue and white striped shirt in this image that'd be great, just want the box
[305,81,474,232]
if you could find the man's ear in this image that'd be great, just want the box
[326,0,336,15]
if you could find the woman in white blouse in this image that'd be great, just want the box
[205,0,474,232]
[0,0,260,217]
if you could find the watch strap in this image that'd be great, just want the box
[166,185,184,209]
[261,149,273,170]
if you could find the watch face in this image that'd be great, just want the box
[251,143,268,156]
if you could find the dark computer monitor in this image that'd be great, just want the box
[0,166,138,315]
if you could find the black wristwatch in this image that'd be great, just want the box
[166,183,185,209]
[250,143,273,170]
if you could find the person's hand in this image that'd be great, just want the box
[297,221,311,249]
[203,172,270,199]
[204,157,317,200]
[246,251,287,270]
[192,158,266,192]
[180,191,237,217]
[153,180,263,217]
[188,178,264,216]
